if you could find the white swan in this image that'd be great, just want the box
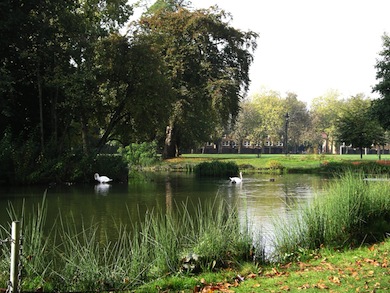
[94,173,113,184]
[229,172,243,184]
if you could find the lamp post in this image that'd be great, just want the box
[284,112,289,155]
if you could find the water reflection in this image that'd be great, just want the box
[94,183,111,196]
[230,175,325,254]
[165,178,173,211]
[0,173,327,248]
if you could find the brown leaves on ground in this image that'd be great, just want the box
[192,242,389,292]
[193,276,243,293]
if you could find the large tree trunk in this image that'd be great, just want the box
[163,124,179,159]
[163,125,175,159]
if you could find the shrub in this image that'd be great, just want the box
[321,161,390,174]
[120,141,159,169]
[194,161,239,177]
[266,160,284,172]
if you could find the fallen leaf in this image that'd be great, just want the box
[247,273,257,279]
[314,282,329,289]
[299,262,308,270]
[364,258,380,266]
[329,276,341,285]
[297,283,310,289]
[280,285,290,291]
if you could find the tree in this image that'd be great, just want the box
[251,89,285,152]
[373,33,390,131]
[310,90,344,153]
[0,0,134,156]
[283,92,310,153]
[335,94,385,159]
[93,33,174,151]
[231,100,263,154]
[0,0,81,154]
[137,1,258,158]
[0,0,178,183]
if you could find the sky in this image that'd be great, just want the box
[129,1,390,106]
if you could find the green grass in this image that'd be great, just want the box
[160,153,390,173]
[134,239,390,292]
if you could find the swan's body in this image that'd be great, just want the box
[94,173,112,184]
[229,172,243,184]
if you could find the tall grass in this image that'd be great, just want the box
[0,196,255,291]
[272,172,390,261]
[0,194,55,291]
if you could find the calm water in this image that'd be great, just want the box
[0,173,328,244]
[0,173,327,249]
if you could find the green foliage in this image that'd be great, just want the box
[0,0,172,183]
[266,160,284,172]
[120,141,159,168]
[1,146,127,184]
[335,94,385,158]
[138,4,258,158]
[193,161,239,177]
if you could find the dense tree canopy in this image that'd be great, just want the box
[0,0,174,183]
[136,0,258,158]
[335,94,385,159]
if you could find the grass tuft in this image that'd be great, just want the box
[272,171,390,262]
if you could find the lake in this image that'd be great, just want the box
[0,172,329,249]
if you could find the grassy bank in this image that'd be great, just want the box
[159,153,390,174]
[136,172,390,292]
[135,238,390,292]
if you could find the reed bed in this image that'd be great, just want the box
[0,196,254,291]
[272,172,390,261]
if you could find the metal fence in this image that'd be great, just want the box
[1,221,22,293]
